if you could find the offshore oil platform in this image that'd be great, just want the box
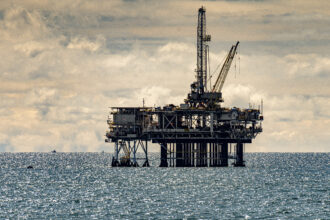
[105,7,263,167]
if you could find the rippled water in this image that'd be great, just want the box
[0,153,329,219]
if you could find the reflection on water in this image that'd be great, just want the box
[0,152,328,219]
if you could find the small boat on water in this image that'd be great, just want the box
[51,150,56,153]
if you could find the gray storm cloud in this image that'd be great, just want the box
[0,0,329,152]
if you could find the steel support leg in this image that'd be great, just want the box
[132,140,139,167]
[160,143,168,167]
[176,143,183,167]
[220,143,228,167]
[183,143,187,166]
[142,140,150,167]
[234,143,245,167]
[192,143,195,167]
[188,143,191,167]
[111,141,119,167]
[196,143,200,167]
[200,142,207,167]
[213,143,217,166]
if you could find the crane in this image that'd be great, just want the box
[212,41,239,93]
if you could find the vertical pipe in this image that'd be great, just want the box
[201,142,207,167]
[196,143,200,167]
[185,143,187,167]
[216,143,220,166]
[187,143,191,167]
[133,140,138,166]
[127,141,132,166]
[207,143,210,167]
[145,140,148,161]
[213,143,217,166]
[172,143,175,167]
[201,143,204,167]
[173,143,175,167]
[186,143,188,167]
[210,143,213,167]
[192,143,195,167]
[200,143,204,167]
[170,143,172,167]
[215,143,217,166]
[182,143,184,167]
[208,143,211,167]
[189,143,195,166]
[183,143,187,167]
[169,143,171,167]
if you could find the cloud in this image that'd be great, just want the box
[67,36,105,52]
[133,86,184,107]
[1,6,50,41]
[14,41,52,57]
[285,54,330,77]
[0,2,329,152]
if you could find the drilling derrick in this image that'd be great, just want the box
[196,7,209,95]
[105,7,263,167]
[187,8,222,108]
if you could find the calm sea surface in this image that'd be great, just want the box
[0,153,328,219]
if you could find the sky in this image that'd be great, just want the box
[0,0,329,152]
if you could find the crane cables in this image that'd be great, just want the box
[207,51,227,87]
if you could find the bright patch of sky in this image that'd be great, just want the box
[0,0,329,152]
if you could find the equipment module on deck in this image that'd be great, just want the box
[105,7,263,167]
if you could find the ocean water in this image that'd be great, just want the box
[0,153,328,219]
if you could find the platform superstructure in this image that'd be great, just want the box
[105,7,263,167]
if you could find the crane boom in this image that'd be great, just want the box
[212,41,239,93]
